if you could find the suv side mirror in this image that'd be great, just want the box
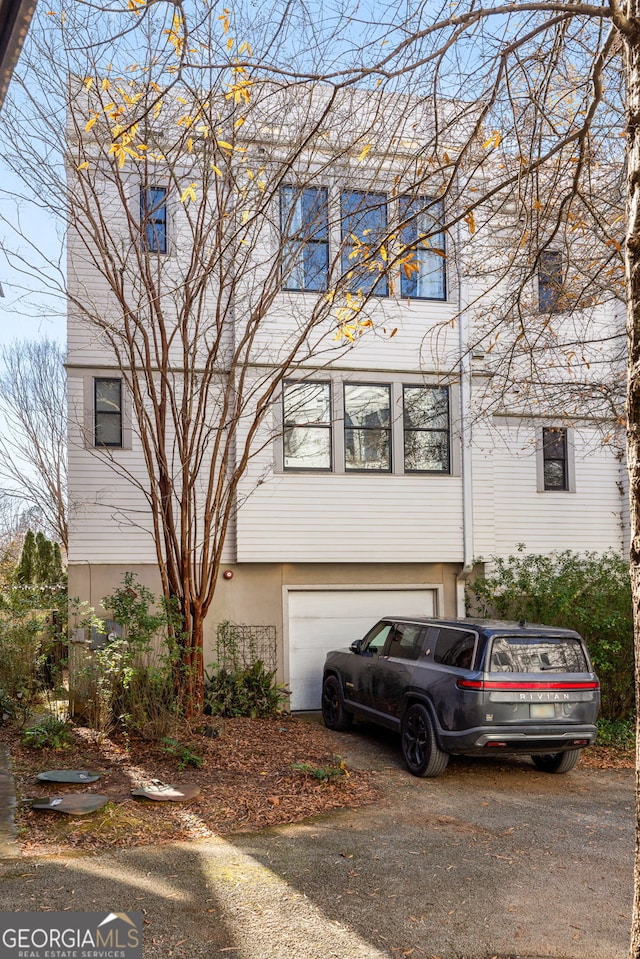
[350,639,363,654]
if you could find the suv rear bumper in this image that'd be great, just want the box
[440,723,598,755]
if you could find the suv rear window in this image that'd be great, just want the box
[433,628,477,669]
[489,635,588,673]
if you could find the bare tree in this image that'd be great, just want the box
[0,339,67,549]
[1,13,639,947]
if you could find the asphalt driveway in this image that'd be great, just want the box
[0,717,633,959]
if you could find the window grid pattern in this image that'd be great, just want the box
[542,427,568,490]
[283,381,332,470]
[399,196,446,300]
[280,186,329,291]
[340,190,389,296]
[94,378,123,448]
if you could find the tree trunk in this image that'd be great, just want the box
[624,12,640,958]
[177,597,205,717]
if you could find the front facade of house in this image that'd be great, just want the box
[66,94,627,710]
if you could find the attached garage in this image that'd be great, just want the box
[285,586,439,710]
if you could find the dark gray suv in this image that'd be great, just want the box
[322,617,600,777]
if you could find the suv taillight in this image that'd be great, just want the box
[456,679,600,691]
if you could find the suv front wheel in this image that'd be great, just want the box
[321,675,353,731]
[401,703,449,778]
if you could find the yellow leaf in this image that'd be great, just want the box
[102,78,110,91]
[238,41,252,55]
[226,36,234,50]
[465,211,476,235]
[76,161,89,171]
[235,116,246,128]
[357,143,371,162]
[84,115,98,132]
[83,77,93,90]
[482,130,501,150]
[211,164,223,176]
[180,182,197,204]
[217,140,233,150]
[218,8,230,33]
[187,137,193,153]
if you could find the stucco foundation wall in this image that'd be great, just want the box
[68,560,462,684]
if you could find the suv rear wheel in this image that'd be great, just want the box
[401,703,449,778]
[531,748,581,774]
[321,675,353,731]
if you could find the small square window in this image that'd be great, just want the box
[95,378,123,447]
[140,186,168,254]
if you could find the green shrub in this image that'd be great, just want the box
[597,717,635,750]
[22,715,73,750]
[291,757,350,782]
[204,661,289,718]
[161,737,203,769]
[466,548,633,720]
[76,574,185,739]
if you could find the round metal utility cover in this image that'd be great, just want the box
[30,795,110,815]
[131,782,200,802]
[37,770,102,783]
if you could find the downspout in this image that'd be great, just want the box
[455,222,475,617]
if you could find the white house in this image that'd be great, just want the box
[66,84,627,709]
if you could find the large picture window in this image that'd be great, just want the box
[280,186,329,291]
[94,378,123,448]
[399,196,446,300]
[283,381,332,469]
[403,386,450,472]
[341,190,388,296]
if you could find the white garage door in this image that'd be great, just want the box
[287,588,437,711]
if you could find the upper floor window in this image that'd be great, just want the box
[344,384,391,471]
[140,186,168,254]
[542,426,568,490]
[94,377,123,447]
[280,186,329,291]
[341,190,388,296]
[403,386,450,472]
[538,250,563,312]
[283,381,332,469]
[399,196,446,300]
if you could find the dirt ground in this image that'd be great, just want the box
[1,715,379,854]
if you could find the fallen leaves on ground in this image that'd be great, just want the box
[1,716,378,854]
